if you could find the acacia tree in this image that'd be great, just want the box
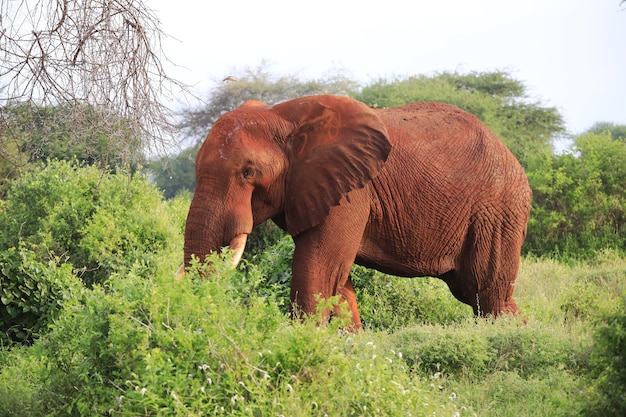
[0,0,185,167]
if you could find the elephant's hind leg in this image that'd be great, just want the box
[454,214,524,317]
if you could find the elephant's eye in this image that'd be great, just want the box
[243,167,255,180]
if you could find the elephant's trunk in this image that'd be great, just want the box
[178,233,247,278]
[181,199,249,276]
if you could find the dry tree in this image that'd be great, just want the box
[0,0,187,169]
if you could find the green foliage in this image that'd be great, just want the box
[0,161,188,345]
[458,369,590,417]
[0,103,144,197]
[585,121,626,142]
[527,133,626,258]
[352,268,473,330]
[150,144,198,199]
[353,70,565,168]
[0,160,181,287]
[0,248,82,344]
[0,346,45,416]
[589,295,626,416]
[1,170,626,415]
[245,232,294,310]
[392,321,590,379]
[0,254,461,416]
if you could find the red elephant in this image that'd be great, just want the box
[182,95,532,330]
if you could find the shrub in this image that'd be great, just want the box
[0,253,462,416]
[352,267,473,330]
[245,233,294,310]
[526,133,626,259]
[0,160,181,286]
[0,346,45,416]
[391,320,592,380]
[0,248,81,344]
[589,294,626,416]
[459,370,590,417]
[391,326,491,377]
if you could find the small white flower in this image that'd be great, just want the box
[140,387,147,396]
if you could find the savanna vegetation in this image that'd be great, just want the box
[1,68,626,416]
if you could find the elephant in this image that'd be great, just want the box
[182,94,532,330]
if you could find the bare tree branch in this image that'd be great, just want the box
[0,0,188,161]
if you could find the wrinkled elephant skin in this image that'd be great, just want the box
[183,95,532,330]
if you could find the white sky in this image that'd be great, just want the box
[151,0,626,134]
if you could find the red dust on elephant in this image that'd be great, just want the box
[182,95,532,330]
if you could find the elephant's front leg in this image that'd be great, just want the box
[290,194,369,330]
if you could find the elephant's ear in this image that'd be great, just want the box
[272,95,392,236]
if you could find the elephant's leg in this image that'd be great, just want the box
[335,275,362,331]
[455,216,523,317]
[290,194,369,330]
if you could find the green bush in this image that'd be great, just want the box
[0,248,81,344]
[391,320,592,379]
[0,346,45,416]
[391,326,491,377]
[0,254,462,416]
[0,160,181,286]
[458,370,590,417]
[526,133,626,259]
[0,161,188,345]
[352,267,473,330]
[245,233,294,310]
[589,294,626,416]
[388,320,593,417]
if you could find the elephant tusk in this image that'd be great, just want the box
[228,233,248,268]
[175,263,185,280]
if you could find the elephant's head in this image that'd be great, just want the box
[183,95,392,268]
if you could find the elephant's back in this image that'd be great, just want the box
[374,102,527,192]
[371,101,531,230]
